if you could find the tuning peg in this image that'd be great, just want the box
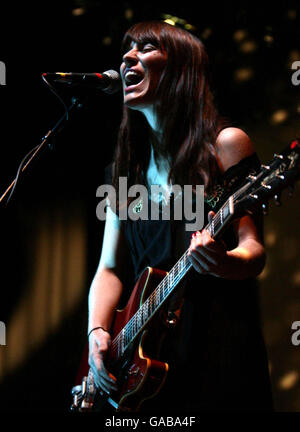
[262,202,269,215]
[261,183,272,190]
[261,164,271,171]
[274,153,283,159]
[246,174,257,182]
[274,194,281,206]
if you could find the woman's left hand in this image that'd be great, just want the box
[187,211,228,277]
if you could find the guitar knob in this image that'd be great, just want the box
[81,377,88,396]
[70,385,83,411]
[71,385,82,396]
[165,311,178,327]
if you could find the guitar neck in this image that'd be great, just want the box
[111,191,241,359]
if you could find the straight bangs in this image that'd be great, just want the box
[121,21,165,54]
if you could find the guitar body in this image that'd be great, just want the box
[75,267,171,412]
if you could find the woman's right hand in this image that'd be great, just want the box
[88,327,118,395]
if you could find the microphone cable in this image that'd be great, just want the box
[4,75,71,205]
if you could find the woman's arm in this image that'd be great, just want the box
[88,205,127,331]
[188,212,266,280]
[88,205,128,393]
[188,127,266,280]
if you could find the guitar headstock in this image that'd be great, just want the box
[234,139,300,216]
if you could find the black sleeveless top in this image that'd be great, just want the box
[124,153,260,283]
[104,153,273,412]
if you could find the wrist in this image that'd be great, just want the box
[87,326,110,338]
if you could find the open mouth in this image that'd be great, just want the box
[124,70,144,87]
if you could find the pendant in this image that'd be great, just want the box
[132,197,143,214]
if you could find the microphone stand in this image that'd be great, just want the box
[0,96,83,206]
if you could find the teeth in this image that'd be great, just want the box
[125,71,138,77]
[125,70,143,85]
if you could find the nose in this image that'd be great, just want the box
[122,47,139,67]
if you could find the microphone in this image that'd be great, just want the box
[42,70,121,94]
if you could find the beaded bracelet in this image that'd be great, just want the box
[88,326,109,338]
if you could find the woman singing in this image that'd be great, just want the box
[87,21,273,412]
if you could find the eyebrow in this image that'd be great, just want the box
[123,35,160,50]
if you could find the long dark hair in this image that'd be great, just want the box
[112,21,225,195]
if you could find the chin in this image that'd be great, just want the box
[124,97,148,111]
[123,94,154,112]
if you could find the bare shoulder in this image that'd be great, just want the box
[215,127,255,173]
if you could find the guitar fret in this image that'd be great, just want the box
[148,298,151,316]
[154,289,159,306]
[137,311,141,330]
[121,329,125,354]
[135,313,139,333]
[159,285,163,302]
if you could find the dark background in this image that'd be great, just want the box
[0,0,299,414]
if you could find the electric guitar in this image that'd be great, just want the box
[71,139,300,412]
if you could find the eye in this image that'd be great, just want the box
[141,43,156,53]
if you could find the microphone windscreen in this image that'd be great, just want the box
[102,70,121,94]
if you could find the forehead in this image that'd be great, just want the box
[126,39,155,49]
[122,28,162,51]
